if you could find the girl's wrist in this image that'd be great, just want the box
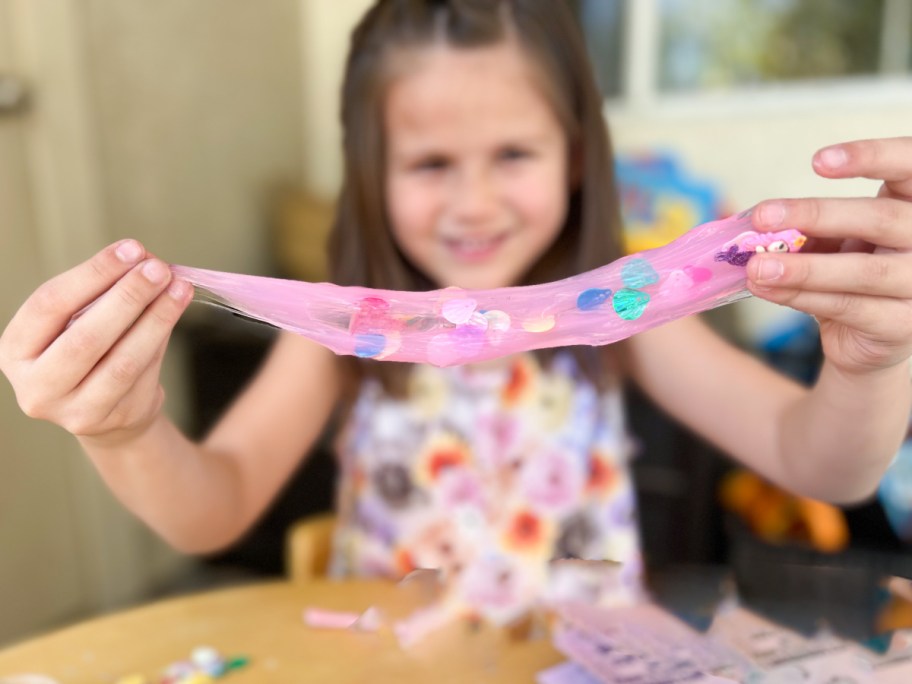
[824,354,912,387]
[816,357,912,426]
[76,411,167,455]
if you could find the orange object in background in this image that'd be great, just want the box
[878,578,912,633]
[719,469,850,553]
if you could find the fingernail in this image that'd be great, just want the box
[168,279,189,300]
[819,146,847,169]
[141,259,168,284]
[115,240,143,264]
[757,202,785,227]
[756,258,784,282]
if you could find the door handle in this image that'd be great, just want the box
[0,75,28,115]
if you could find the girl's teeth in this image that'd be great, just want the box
[459,237,495,250]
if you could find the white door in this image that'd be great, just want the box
[0,0,200,646]
[0,0,305,646]
[0,1,93,645]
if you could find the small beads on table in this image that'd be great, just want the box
[111,646,249,684]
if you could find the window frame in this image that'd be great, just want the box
[603,0,912,117]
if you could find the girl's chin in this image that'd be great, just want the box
[428,255,529,290]
[436,271,516,291]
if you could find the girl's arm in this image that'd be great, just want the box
[81,332,340,553]
[629,137,912,503]
[0,243,339,553]
[629,316,908,503]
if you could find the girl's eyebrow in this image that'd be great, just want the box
[388,145,449,161]
[498,135,548,147]
[386,120,559,161]
[393,134,550,156]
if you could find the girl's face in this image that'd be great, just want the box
[384,41,571,290]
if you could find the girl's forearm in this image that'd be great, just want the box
[78,413,250,553]
[777,360,911,503]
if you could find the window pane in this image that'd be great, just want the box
[577,0,626,97]
[659,0,887,91]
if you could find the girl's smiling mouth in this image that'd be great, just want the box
[443,232,510,262]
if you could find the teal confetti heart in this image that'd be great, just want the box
[621,258,659,289]
[613,289,650,321]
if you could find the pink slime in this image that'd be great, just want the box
[171,210,805,367]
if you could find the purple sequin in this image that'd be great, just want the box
[714,245,754,267]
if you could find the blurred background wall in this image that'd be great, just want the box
[0,0,303,645]
[1,0,910,647]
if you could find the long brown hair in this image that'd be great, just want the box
[329,0,625,398]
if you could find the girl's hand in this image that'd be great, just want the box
[0,240,192,445]
[746,136,912,376]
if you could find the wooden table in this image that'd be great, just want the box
[0,579,563,682]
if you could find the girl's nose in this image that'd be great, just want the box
[452,165,497,224]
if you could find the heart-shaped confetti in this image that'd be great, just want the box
[577,288,612,311]
[683,265,712,283]
[465,312,489,331]
[613,289,650,321]
[350,296,395,333]
[427,327,485,366]
[522,316,556,333]
[482,309,511,332]
[621,258,659,289]
[663,269,692,291]
[354,333,387,358]
[360,296,391,312]
[441,298,478,325]
[373,332,401,359]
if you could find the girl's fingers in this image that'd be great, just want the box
[812,137,912,199]
[30,261,185,395]
[65,289,188,435]
[748,285,909,341]
[75,281,191,399]
[801,236,848,255]
[109,347,169,428]
[69,337,170,438]
[747,252,912,299]
[1,240,149,359]
[752,196,912,250]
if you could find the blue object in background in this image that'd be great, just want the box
[753,310,822,385]
[879,437,912,543]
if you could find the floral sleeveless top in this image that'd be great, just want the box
[329,352,644,619]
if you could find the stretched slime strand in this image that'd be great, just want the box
[171,210,805,367]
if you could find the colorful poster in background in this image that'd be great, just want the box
[615,152,724,254]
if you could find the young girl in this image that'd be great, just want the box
[2,0,911,619]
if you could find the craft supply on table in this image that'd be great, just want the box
[299,563,912,683]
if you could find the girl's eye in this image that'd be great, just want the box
[412,156,449,173]
[499,147,530,162]
[767,240,789,252]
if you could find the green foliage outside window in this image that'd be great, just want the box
[660,0,886,90]
[577,0,909,96]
